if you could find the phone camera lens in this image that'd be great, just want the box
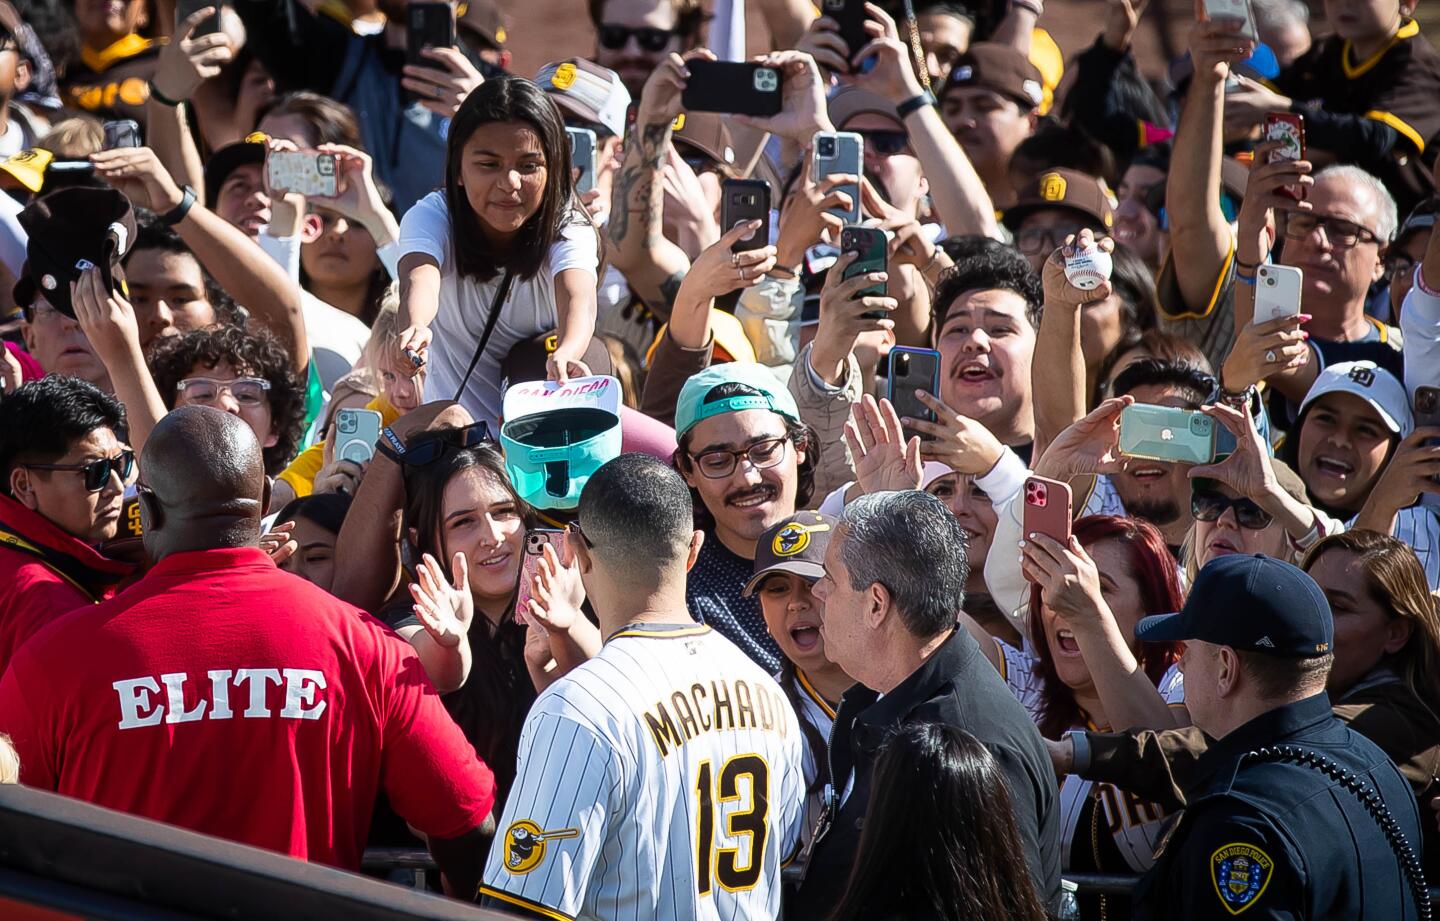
[1265,277,1276,286]
[895,353,909,373]
[818,138,835,157]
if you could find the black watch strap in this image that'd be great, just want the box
[896,91,937,120]
[161,186,197,226]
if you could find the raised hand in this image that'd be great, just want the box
[153,7,234,102]
[259,520,298,565]
[1020,532,1109,624]
[849,3,925,103]
[1188,402,1278,500]
[1042,228,1116,310]
[523,543,586,634]
[638,49,716,126]
[70,265,143,365]
[776,155,854,260]
[845,394,922,494]
[409,552,474,650]
[1222,312,1310,392]
[402,46,485,118]
[1034,396,1135,479]
[90,146,186,214]
[731,50,833,142]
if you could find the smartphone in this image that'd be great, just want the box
[267,150,339,197]
[515,528,567,622]
[721,179,771,253]
[334,408,382,464]
[1253,264,1304,324]
[102,119,140,150]
[1416,387,1440,482]
[566,127,597,196]
[1264,112,1305,200]
[841,225,888,318]
[1022,476,1073,547]
[406,1,455,67]
[682,61,783,117]
[888,347,941,442]
[813,131,863,225]
[1202,0,1258,42]
[1119,404,1217,465]
[820,0,869,70]
[174,0,222,36]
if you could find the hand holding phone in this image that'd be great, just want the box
[406,2,454,66]
[267,150,339,197]
[1119,404,1218,465]
[722,179,772,252]
[841,225,888,318]
[103,120,141,150]
[1252,264,1304,323]
[681,60,783,116]
[515,529,569,623]
[813,131,863,224]
[1201,0,1258,41]
[887,347,941,442]
[1263,113,1306,200]
[1022,476,1073,546]
[334,408,383,464]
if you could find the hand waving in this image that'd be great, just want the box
[845,394,922,494]
[409,552,474,650]
[524,543,587,633]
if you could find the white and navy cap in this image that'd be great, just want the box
[1298,360,1412,438]
[535,59,631,138]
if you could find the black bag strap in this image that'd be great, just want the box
[453,271,515,403]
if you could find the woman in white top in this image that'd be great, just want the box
[390,77,599,425]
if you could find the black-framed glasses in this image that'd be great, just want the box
[23,449,135,492]
[1016,224,1087,256]
[1191,489,1273,530]
[1282,211,1379,248]
[689,436,789,479]
[390,421,493,467]
[597,23,676,51]
[855,129,910,156]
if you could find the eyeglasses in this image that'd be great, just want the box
[393,421,494,467]
[23,449,135,492]
[597,23,677,51]
[567,519,593,549]
[1384,254,1417,280]
[1191,489,1273,530]
[855,130,910,156]
[1015,225,1086,256]
[1282,211,1380,248]
[689,436,789,479]
[176,377,272,407]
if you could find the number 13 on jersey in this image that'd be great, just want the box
[695,754,770,894]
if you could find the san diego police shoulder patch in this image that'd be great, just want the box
[1210,842,1274,915]
[503,820,579,875]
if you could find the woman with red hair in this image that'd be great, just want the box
[965,514,1186,919]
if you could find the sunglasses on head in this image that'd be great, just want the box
[23,449,135,492]
[1191,489,1273,530]
[856,129,910,156]
[391,421,493,467]
[597,23,676,52]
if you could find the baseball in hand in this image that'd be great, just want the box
[1064,243,1113,291]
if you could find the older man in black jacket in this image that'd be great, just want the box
[794,490,1063,918]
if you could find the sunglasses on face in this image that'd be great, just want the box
[597,23,677,52]
[856,130,910,157]
[23,449,135,492]
[1191,489,1273,530]
[393,421,494,467]
[176,377,271,407]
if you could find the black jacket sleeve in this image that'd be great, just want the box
[1291,103,1401,172]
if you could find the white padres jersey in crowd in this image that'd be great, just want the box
[786,670,836,867]
[480,623,805,921]
[997,640,1185,872]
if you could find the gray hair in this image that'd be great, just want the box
[1314,164,1399,244]
[837,490,969,639]
[1251,0,1309,30]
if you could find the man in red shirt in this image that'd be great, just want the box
[0,407,496,894]
[0,377,135,676]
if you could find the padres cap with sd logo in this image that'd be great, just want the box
[742,512,837,597]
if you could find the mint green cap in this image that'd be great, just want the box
[674,364,801,438]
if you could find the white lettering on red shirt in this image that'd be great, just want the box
[112,669,329,729]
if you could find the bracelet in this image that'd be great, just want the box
[1414,263,1440,299]
[148,80,184,108]
[920,247,946,278]
[1220,384,1254,408]
[160,185,197,226]
[1234,257,1262,272]
[1236,270,1257,286]
[896,91,937,120]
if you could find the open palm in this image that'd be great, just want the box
[410,552,473,649]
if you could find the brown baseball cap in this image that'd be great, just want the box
[672,111,737,173]
[827,86,901,131]
[1002,168,1115,233]
[456,0,506,48]
[943,42,1044,111]
[742,512,837,597]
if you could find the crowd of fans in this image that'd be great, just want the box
[0,0,1436,916]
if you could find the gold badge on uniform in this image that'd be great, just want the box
[1210,842,1273,915]
[503,819,580,874]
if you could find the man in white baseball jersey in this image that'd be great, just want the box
[478,454,806,920]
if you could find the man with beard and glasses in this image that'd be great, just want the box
[673,364,815,673]
[588,0,705,99]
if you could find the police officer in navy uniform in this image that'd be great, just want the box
[1132,554,1427,919]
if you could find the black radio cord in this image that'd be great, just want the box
[1241,745,1430,921]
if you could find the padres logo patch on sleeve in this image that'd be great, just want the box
[503,820,580,874]
[1210,842,1274,915]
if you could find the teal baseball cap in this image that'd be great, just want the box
[674,364,801,438]
[501,375,623,511]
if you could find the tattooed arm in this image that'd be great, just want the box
[606,51,713,319]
